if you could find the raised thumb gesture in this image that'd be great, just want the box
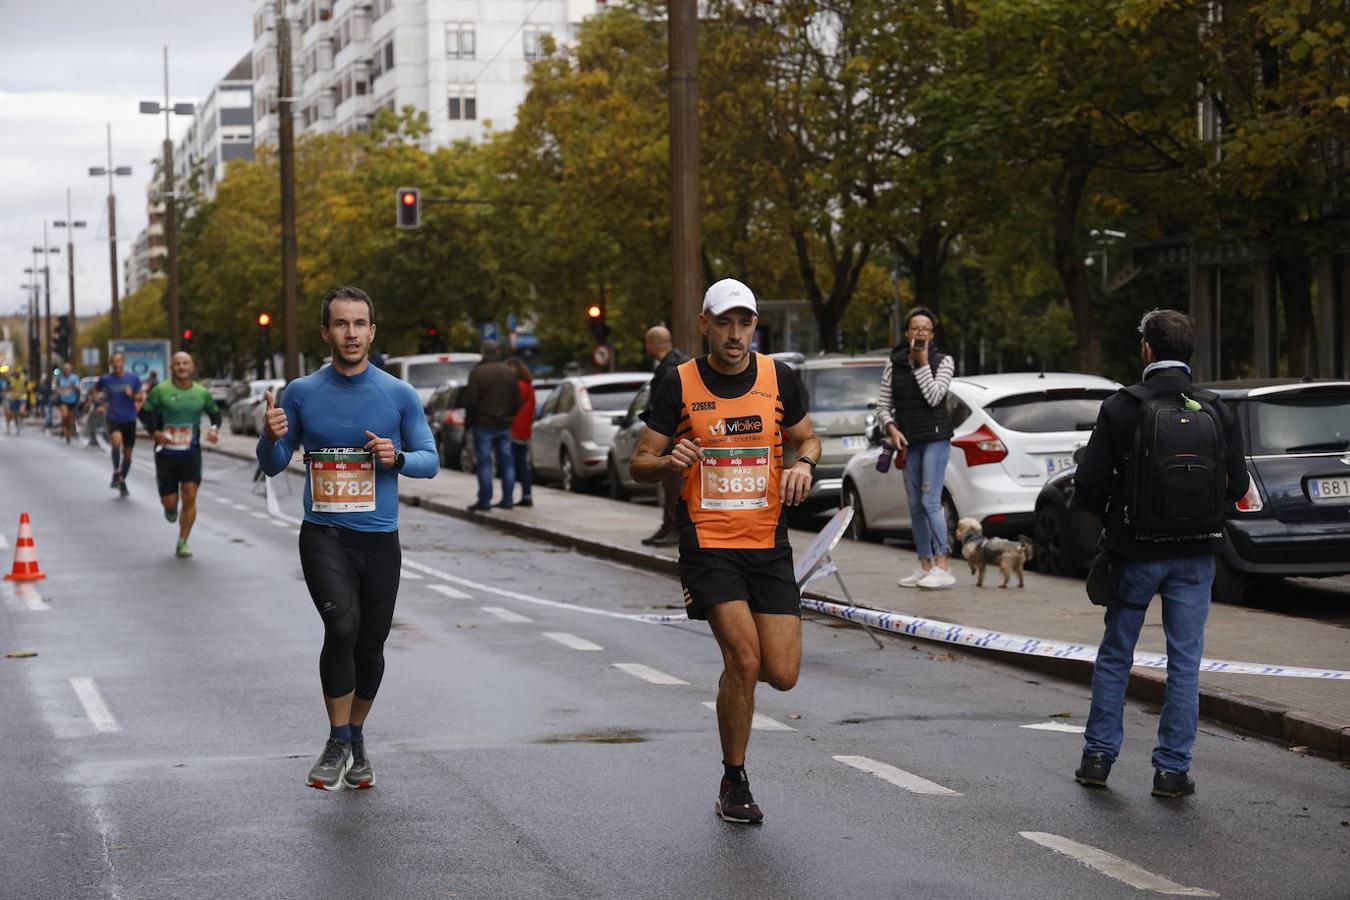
[263,390,288,441]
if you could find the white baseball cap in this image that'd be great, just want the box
[702,278,757,317]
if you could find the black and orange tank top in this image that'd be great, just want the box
[677,354,784,549]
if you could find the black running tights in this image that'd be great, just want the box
[298,523,402,699]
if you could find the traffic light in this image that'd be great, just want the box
[53,315,71,361]
[586,303,609,345]
[181,328,194,352]
[418,324,447,354]
[257,313,273,378]
[396,187,421,229]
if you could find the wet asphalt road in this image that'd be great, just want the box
[1,431,1347,900]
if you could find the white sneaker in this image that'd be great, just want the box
[898,568,928,588]
[917,567,957,590]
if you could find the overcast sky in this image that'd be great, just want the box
[0,0,254,324]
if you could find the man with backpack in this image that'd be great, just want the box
[1072,309,1248,798]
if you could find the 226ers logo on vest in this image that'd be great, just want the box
[678,355,783,549]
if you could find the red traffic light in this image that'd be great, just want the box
[587,304,603,319]
[258,313,272,327]
[401,191,417,206]
[426,326,439,336]
[182,328,193,340]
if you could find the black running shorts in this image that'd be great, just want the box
[109,419,137,448]
[678,546,801,621]
[155,449,202,496]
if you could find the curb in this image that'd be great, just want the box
[206,441,1347,762]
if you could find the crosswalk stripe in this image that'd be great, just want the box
[833,755,961,795]
[482,606,533,623]
[701,701,793,731]
[543,632,603,652]
[613,663,688,685]
[1019,832,1217,896]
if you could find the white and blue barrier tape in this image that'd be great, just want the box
[799,597,1350,680]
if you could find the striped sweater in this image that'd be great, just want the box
[877,354,955,431]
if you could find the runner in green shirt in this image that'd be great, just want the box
[138,351,222,558]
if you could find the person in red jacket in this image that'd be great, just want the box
[506,357,536,507]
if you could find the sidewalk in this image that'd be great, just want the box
[208,432,1350,760]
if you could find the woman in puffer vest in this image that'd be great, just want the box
[876,306,957,590]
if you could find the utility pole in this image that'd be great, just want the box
[90,124,132,340]
[140,48,193,352]
[276,0,300,381]
[37,227,60,380]
[668,0,702,357]
[54,189,87,366]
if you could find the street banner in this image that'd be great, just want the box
[108,339,170,383]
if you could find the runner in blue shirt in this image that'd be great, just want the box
[56,362,81,445]
[95,351,144,497]
[257,286,437,792]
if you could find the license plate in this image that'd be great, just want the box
[1044,455,1075,477]
[841,435,867,450]
[1307,476,1350,502]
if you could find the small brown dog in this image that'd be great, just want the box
[954,517,1034,588]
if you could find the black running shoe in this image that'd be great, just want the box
[1152,769,1195,798]
[1074,752,1112,787]
[306,738,353,791]
[715,773,764,824]
[109,473,120,489]
[118,477,129,498]
[344,739,375,789]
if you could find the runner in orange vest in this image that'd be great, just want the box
[630,278,821,825]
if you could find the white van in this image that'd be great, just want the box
[381,353,481,405]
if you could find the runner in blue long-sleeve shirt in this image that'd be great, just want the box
[257,286,437,791]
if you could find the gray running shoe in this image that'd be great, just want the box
[344,739,375,789]
[306,738,353,791]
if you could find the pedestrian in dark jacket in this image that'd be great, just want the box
[464,340,522,511]
[641,325,690,546]
[1072,309,1248,798]
[877,306,957,590]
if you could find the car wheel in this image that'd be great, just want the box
[842,483,875,542]
[607,454,629,501]
[560,449,578,493]
[1211,556,1249,604]
[1034,502,1070,576]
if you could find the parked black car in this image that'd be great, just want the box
[1033,379,1350,600]
[425,381,473,471]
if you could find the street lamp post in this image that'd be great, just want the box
[53,189,87,368]
[139,46,194,352]
[89,123,132,340]
[34,232,61,380]
[20,276,37,381]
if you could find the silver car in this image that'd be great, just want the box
[531,373,652,492]
[606,381,658,500]
[790,355,889,509]
[229,378,283,435]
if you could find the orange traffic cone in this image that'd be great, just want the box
[4,513,47,582]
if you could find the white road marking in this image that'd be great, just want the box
[400,558,685,624]
[833,755,962,795]
[1020,722,1086,734]
[69,677,120,733]
[230,503,249,512]
[249,511,271,520]
[613,663,688,685]
[270,519,290,529]
[482,606,533,623]
[0,533,9,549]
[400,568,423,580]
[211,496,231,505]
[1019,832,1218,897]
[427,584,472,601]
[543,632,603,651]
[702,701,794,731]
[16,583,47,611]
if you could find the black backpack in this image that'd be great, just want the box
[1120,384,1228,537]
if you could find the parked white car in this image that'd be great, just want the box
[228,378,284,435]
[841,372,1121,541]
[531,373,652,492]
[381,353,481,406]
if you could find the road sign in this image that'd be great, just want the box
[592,344,612,369]
[480,321,499,344]
[506,312,519,332]
[109,339,170,383]
[82,347,101,367]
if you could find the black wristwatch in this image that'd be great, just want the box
[393,451,406,470]
[798,456,818,470]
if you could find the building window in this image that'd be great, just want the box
[446,23,475,59]
[253,10,268,39]
[523,24,552,61]
[373,0,393,20]
[447,83,476,120]
[384,39,395,71]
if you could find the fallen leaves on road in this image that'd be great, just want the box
[5,650,37,658]
[1049,711,1074,719]
[1289,745,1310,754]
[788,713,802,720]
[927,652,956,662]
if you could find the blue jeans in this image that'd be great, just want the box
[511,439,532,500]
[903,439,951,559]
[1084,555,1215,773]
[472,428,515,507]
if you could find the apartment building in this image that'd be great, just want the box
[174,55,257,200]
[251,0,610,148]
